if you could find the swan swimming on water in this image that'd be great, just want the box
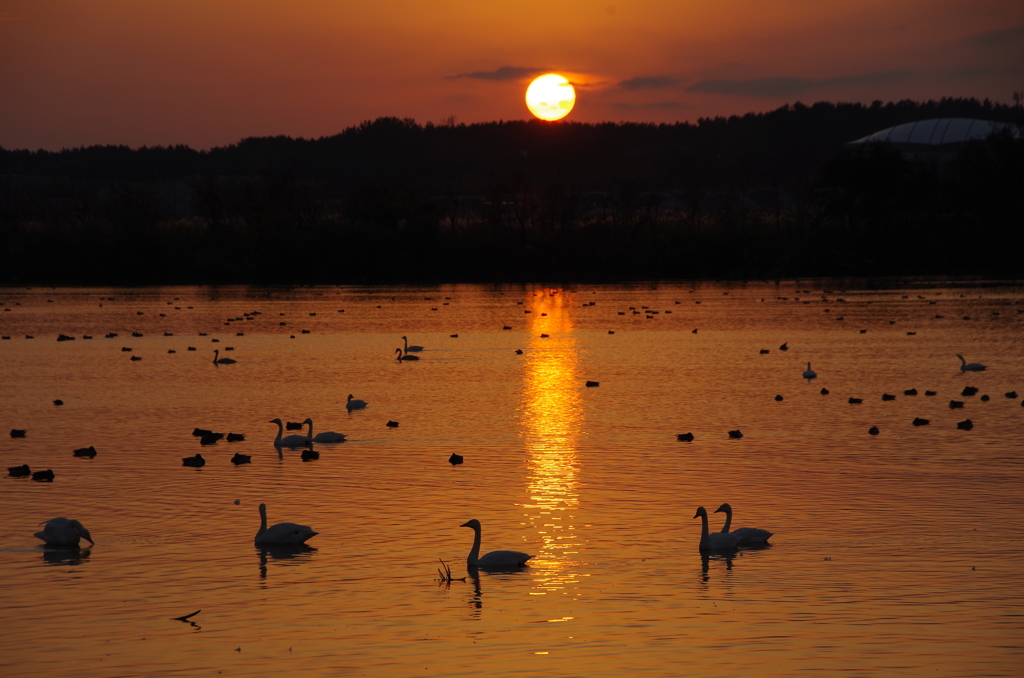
[303,417,347,443]
[461,519,533,571]
[346,394,368,411]
[803,362,817,379]
[957,354,987,372]
[254,503,317,546]
[402,336,424,352]
[35,517,94,546]
[693,507,739,551]
[213,350,236,365]
[714,503,773,545]
[396,348,419,361]
[270,418,311,447]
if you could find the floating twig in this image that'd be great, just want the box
[436,558,465,585]
[173,609,201,621]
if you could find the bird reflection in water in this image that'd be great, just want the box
[700,552,735,584]
[41,545,91,566]
[257,544,317,581]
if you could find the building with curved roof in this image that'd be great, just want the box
[850,118,1019,146]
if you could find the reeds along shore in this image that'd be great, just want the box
[1,100,1021,284]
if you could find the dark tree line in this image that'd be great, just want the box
[1,97,1021,284]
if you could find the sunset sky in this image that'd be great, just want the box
[1,0,1021,150]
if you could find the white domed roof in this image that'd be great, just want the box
[851,118,1019,146]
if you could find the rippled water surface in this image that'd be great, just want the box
[1,282,1022,677]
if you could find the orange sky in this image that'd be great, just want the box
[1,0,1021,150]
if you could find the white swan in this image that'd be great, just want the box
[396,348,419,361]
[714,503,773,545]
[213,349,237,364]
[461,519,533,571]
[346,394,368,410]
[303,417,347,443]
[254,503,317,546]
[35,517,94,546]
[803,362,817,379]
[402,336,424,352]
[957,354,987,372]
[270,418,311,447]
[693,506,739,551]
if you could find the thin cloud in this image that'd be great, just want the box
[963,25,1024,48]
[613,101,683,109]
[445,66,549,81]
[619,76,678,91]
[687,70,912,98]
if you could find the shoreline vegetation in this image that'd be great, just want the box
[1,98,1021,285]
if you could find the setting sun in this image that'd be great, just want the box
[525,74,576,121]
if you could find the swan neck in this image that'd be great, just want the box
[467,525,482,568]
[721,508,732,533]
[273,421,283,446]
[257,504,267,540]
[306,420,314,438]
[700,512,709,543]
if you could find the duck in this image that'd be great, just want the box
[182,454,206,467]
[714,503,773,545]
[912,417,930,426]
[286,421,305,430]
[231,453,252,464]
[868,426,880,435]
[461,519,533,571]
[303,418,346,443]
[802,362,817,379]
[254,503,317,546]
[449,453,464,466]
[676,432,695,442]
[301,448,319,461]
[34,517,94,546]
[8,464,31,477]
[32,469,55,481]
[72,446,97,458]
[956,354,986,372]
[402,336,424,352]
[226,433,245,442]
[728,429,743,439]
[346,394,368,411]
[386,420,399,428]
[270,418,311,447]
[396,348,420,361]
[957,419,974,430]
[693,507,739,551]
[213,349,237,364]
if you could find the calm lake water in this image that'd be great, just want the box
[1,281,1022,677]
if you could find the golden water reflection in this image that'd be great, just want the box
[519,289,585,596]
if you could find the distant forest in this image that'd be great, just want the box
[1,98,1021,284]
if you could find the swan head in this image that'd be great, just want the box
[461,519,482,531]
[302,418,313,424]
[347,394,354,400]
[713,503,732,514]
[69,519,94,545]
[269,418,283,425]
[693,507,708,519]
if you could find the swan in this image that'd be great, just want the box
[402,336,424,352]
[346,394,368,411]
[35,517,94,546]
[303,417,347,443]
[269,418,311,447]
[461,519,533,571]
[714,503,773,545]
[957,354,986,372]
[213,349,237,365]
[693,507,739,551]
[254,503,317,546]
[396,348,419,361]
[803,362,817,379]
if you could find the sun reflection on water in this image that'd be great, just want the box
[519,289,585,595]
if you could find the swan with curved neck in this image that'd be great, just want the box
[303,417,346,443]
[213,349,237,364]
[957,354,986,372]
[35,517,94,546]
[346,394,368,410]
[693,507,739,551]
[461,519,533,571]
[255,503,317,546]
[269,418,311,447]
[396,348,419,361]
[803,362,817,379]
[714,503,773,545]
[402,336,424,352]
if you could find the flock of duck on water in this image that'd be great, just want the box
[10,313,1008,575]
